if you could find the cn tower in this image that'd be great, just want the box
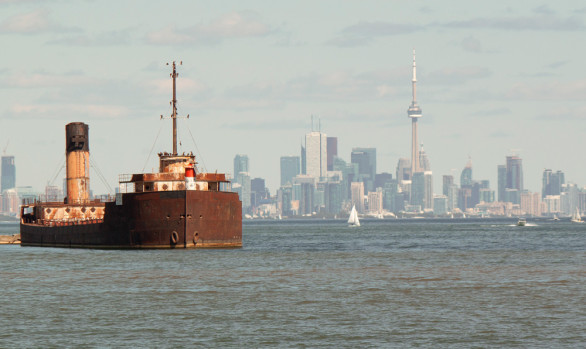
[407,49,422,177]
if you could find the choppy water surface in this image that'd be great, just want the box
[1,219,584,348]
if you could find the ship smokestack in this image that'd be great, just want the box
[65,122,90,204]
[185,165,196,190]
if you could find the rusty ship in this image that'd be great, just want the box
[20,62,242,249]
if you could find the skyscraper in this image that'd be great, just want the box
[542,169,565,198]
[418,144,431,171]
[280,156,300,186]
[1,156,15,192]
[326,137,338,171]
[305,131,327,179]
[396,158,411,182]
[506,156,523,191]
[442,175,454,196]
[350,181,365,213]
[233,154,249,178]
[351,147,376,193]
[497,165,506,202]
[460,159,472,187]
[407,49,423,177]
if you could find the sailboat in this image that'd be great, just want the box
[347,205,360,227]
[570,208,583,223]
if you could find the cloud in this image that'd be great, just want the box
[427,67,492,85]
[327,22,423,47]
[442,14,585,31]
[7,103,129,119]
[506,80,586,101]
[533,5,555,15]
[0,71,96,88]
[47,29,133,46]
[546,60,568,69]
[223,68,408,106]
[533,106,586,121]
[146,11,271,45]
[461,36,482,53]
[472,108,511,117]
[489,131,510,138]
[0,9,78,34]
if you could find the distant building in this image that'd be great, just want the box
[506,155,523,191]
[375,172,393,191]
[293,175,316,215]
[411,172,425,208]
[396,158,411,182]
[305,131,327,179]
[1,156,16,192]
[418,144,431,171]
[433,195,448,215]
[543,195,561,214]
[460,160,472,187]
[351,147,376,193]
[233,154,249,178]
[497,165,506,202]
[367,189,383,214]
[280,156,300,186]
[520,191,541,216]
[442,175,453,196]
[326,137,337,172]
[350,181,365,213]
[542,169,565,198]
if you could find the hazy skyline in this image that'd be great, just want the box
[1,1,585,194]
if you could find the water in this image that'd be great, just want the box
[1,219,584,348]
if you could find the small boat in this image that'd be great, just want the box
[570,208,583,223]
[347,205,360,227]
[517,218,526,226]
[553,214,559,221]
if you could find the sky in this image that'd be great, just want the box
[1,0,586,195]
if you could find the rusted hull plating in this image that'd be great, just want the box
[20,190,242,249]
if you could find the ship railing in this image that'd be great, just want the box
[21,195,115,205]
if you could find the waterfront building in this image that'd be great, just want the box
[1,188,18,216]
[280,156,300,186]
[543,195,561,214]
[367,189,383,215]
[433,195,448,216]
[520,191,542,217]
[1,155,15,193]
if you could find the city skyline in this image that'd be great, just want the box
[1,1,586,195]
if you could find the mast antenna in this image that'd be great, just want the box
[161,61,189,155]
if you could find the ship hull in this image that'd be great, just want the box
[20,190,242,249]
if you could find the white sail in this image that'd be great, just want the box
[348,205,360,227]
[571,208,582,223]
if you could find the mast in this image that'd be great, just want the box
[171,61,178,155]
